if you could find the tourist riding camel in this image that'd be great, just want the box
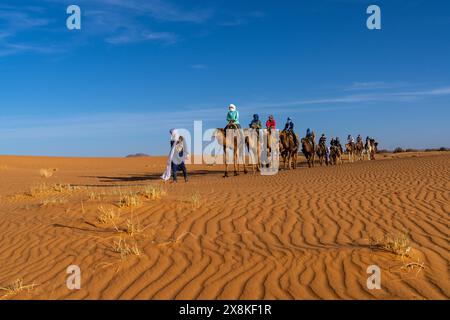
[283,117,298,145]
[346,134,356,163]
[355,134,364,161]
[225,104,241,130]
[266,115,276,131]
[316,133,328,166]
[301,132,315,168]
[249,114,262,130]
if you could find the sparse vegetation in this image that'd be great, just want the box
[39,168,57,178]
[370,231,412,258]
[118,192,142,208]
[53,183,79,193]
[28,183,51,197]
[89,191,106,201]
[189,192,201,209]
[112,237,141,260]
[125,217,142,236]
[393,147,405,153]
[97,206,120,229]
[139,185,166,200]
[0,278,37,298]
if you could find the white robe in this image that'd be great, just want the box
[161,142,177,181]
[161,129,189,181]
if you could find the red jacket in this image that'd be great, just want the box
[266,119,276,129]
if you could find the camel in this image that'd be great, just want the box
[329,140,343,165]
[213,124,247,177]
[355,138,364,161]
[329,145,340,165]
[301,136,315,168]
[243,128,261,173]
[364,137,378,160]
[345,142,356,163]
[279,131,299,170]
[316,142,328,166]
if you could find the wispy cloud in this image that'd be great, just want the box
[105,30,178,45]
[0,1,266,57]
[345,81,411,91]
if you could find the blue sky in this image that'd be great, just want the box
[0,0,449,156]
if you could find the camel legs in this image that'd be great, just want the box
[223,145,229,178]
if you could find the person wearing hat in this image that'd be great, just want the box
[249,114,262,129]
[266,115,276,130]
[283,117,297,144]
[319,133,326,145]
[225,104,241,129]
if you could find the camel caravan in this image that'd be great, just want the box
[210,104,379,177]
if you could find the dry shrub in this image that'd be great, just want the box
[53,184,78,193]
[139,185,166,200]
[370,232,412,258]
[89,191,106,201]
[125,217,142,236]
[39,168,57,178]
[112,237,140,260]
[190,192,201,209]
[28,183,51,197]
[97,206,120,229]
[118,193,142,208]
[0,279,37,298]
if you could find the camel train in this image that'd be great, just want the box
[214,123,378,177]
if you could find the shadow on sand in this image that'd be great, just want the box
[81,169,224,183]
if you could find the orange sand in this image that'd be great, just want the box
[0,152,448,299]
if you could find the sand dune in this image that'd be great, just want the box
[0,152,448,299]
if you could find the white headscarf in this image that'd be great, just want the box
[229,104,236,111]
[170,128,180,142]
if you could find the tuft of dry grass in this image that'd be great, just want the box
[112,237,141,260]
[97,206,121,230]
[89,191,106,201]
[28,183,79,198]
[125,217,142,236]
[370,232,412,258]
[189,192,201,209]
[28,183,51,197]
[39,168,57,178]
[0,279,37,298]
[53,183,79,193]
[139,185,166,200]
[118,193,142,208]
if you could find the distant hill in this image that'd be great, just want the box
[125,153,150,158]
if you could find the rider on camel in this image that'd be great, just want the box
[319,133,326,146]
[249,114,262,129]
[266,115,276,131]
[225,104,241,130]
[283,117,298,145]
[357,134,362,144]
[347,134,355,145]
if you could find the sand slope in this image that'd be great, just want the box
[0,153,448,299]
